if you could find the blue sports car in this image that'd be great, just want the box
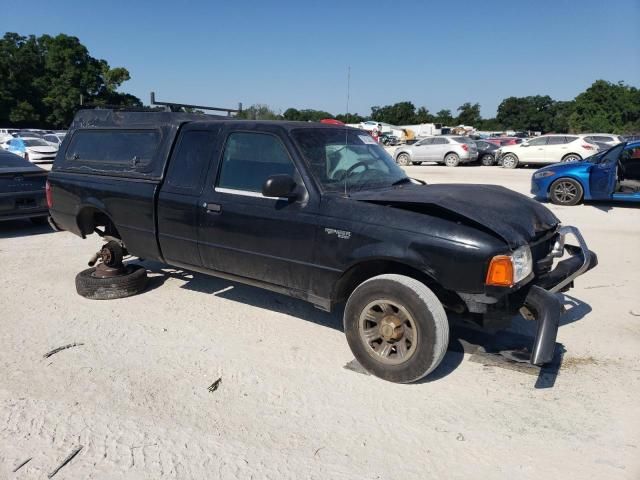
[531,141,640,205]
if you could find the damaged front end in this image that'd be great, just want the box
[461,226,597,366]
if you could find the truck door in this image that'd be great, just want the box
[197,125,318,292]
[157,125,221,268]
[589,143,624,199]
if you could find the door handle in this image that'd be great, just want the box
[203,202,221,213]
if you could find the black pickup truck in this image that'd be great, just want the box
[48,110,596,383]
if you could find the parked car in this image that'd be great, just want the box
[6,137,58,163]
[497,135,599,169]
[531,141,640,205]
[43,133,66,146]
[622,134,640,142]
[394,136,478,167]
[473,140,500,166]
[485,137,523,147]
[380,132,400,146]
[581,133,623,146]
[0,149,49,224]
[47,110,597,383]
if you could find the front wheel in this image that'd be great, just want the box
[481,154,495,166]
[444,153,460,167]
[501,153,519,169]
[344,274,449,383]
[549,178,583,206]
[396,153,411,166]
[562,154,581,163]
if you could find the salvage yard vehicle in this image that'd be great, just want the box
[473,140,500,166]
[497,134,599,169]
[6,137,58,163]
[394,136,478,167]
[48,110,597,383]
[532,141,640,205]
[0,149,49,224]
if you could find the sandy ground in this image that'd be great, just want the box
[1,165,639,479]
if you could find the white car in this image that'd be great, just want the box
[580,133,623,146]
[5,137,58,163]
[497,134,600,169]
[43,133,66,146]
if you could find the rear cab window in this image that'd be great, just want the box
[65,130,160,167]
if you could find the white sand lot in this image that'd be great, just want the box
[1,165,638,479]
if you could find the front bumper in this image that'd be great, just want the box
[524,226,597,365]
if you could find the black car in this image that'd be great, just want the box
[0,149,49,224]
[47,110,596,383]
[473,140,500,166]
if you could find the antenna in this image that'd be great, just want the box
[343,65,351,198]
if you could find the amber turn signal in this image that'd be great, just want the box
[486,255,514,287]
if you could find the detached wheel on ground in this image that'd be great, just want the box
[481,154,495,166]
[76,264,148,300]
[344,274,449,383]
[444,153,460,167]
[396,153,411,166]
[549,178,583,205]
[501,153,519,169]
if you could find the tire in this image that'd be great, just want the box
[549,178,583,206]
[344,274,449,383]
[562,153,581,163]
[396,153,411,166]
[411,161,423,166]
[76,264,148,300]
[502,153,519,169]
[481,154,495,166]
[444,153,460,167]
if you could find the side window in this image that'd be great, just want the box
[547,137,567,145]
[432,138,448,145]
[417,138,433,146]
[528,137,548,146]
[165,129,218,193]
[217,132,294,193]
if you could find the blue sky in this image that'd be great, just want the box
[2,0,639,118]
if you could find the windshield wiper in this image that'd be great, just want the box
[391,177,412,186]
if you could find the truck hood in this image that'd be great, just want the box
[350,183,559,248]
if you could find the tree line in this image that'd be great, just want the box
[244,81,639,134]
[1,32,638,134]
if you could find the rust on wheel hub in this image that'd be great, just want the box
[379,315,404,341]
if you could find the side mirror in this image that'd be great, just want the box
[262,174,297,198]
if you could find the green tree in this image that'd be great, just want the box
[0,32,140,128]
[496,95,567,133]
[237,104,282,120]
[370,101,418,125]
[569,80,640,133]
[434,109,453,125]
[335,112,365,124]
[456,102,481,126]
[283,108,333,122]
[415,106,434,123]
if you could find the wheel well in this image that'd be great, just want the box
[332,260,463,311]
[562,153,582,160]
[76,207,120,239]
[444,151,459,158]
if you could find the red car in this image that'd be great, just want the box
[485,137,524,146]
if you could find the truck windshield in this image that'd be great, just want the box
[291,128,408,193]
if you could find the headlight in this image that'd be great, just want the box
[533,171,555,179]
[486,246,533,286]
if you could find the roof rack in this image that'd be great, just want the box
[149,92,242,116]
